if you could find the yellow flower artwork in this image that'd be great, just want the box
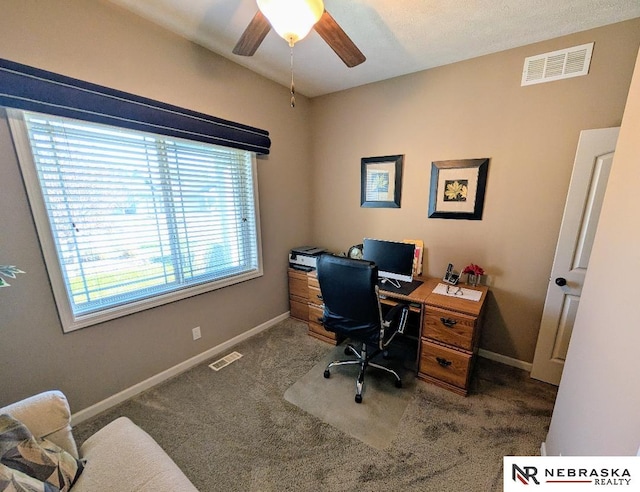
[444,180,468,202]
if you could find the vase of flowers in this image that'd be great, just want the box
[462,263,484,286]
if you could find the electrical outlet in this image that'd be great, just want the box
[192,326,201,340]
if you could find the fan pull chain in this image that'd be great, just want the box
[290,43,296,108]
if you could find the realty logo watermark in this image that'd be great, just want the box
[512,463,540,485]
[504,456,639,490]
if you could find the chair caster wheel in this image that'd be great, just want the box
[355,394,363,404]
[323,369,331,379]
[395,379,402,388]
[344,346,352,355]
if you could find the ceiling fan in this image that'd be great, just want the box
[233,0,366,68]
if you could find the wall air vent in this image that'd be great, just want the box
[521,42,594,86]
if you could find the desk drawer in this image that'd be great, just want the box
[308,274,320,290]
[419,340,471,389]
[308,284,323,304]
[308,321,337,342]
[289,273,309,300]
[290,297,308,321]
[308,303,336,341]
[423,306,476,352]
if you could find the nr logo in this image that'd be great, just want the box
[513,464,540,485]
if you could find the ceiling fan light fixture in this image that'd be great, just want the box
[256,0,324,47]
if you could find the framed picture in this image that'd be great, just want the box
[428,158,489,220]
[361,155,404,208]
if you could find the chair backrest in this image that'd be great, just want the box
[316,254,381,335]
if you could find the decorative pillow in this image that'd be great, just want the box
[0,415,83,492]
[0,463,59,491]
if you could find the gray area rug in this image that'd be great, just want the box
[73,318,557,491]
[284,344,416,449]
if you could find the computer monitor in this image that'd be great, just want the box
[362,238,415,285]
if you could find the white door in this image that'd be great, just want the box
[530,127,619,385]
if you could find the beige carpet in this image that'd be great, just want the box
[73,319,558,491]
[284,343,416,449]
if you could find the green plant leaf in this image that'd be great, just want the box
[0,265,25,278]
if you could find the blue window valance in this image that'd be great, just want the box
[0,58,271,155]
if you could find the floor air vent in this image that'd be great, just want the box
[521,42,594,86]
[209,351,243,371]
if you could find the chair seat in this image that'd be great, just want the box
[321,309,379,345]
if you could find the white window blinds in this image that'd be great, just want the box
[9,109,262,332]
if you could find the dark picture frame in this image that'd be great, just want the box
[428,158,490,220]
[360,154,404,208]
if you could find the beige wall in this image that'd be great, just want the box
[546,47,640,455]
[1,0,639,413]
[309,19,640,363]
[0,0,312,410]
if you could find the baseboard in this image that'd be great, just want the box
[72,321,533,426]
[71,312,290,426]
[478,348,533,372]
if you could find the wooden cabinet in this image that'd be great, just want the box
[418,282,488,396]
[288,268,309,321]
[287,268,337,343]
[307,272,338,343]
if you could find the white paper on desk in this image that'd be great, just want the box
[433,283,482,302]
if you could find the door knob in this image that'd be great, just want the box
[555,277,567,287]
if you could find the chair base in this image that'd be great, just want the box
[323,342,402,403]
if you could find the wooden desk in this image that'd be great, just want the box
[289,267,431,345]
[381,278,489,395]
[287,268,488,395]
[308,272,433,344]
[419,279,488,396]
[378,277,433,308]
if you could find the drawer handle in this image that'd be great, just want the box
[317,317,324,323]
[436,357,452,367]
[317,294,323,300]
[440,317,457,328]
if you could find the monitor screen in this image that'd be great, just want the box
[362,238,415,283]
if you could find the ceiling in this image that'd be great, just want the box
[106,0,640,98]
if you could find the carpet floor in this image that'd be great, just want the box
[73,318,557,491]
[284,342,417,450]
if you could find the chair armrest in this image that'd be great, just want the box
[0,390,79,458]
[383,302,410,334]
[379,302,410,349]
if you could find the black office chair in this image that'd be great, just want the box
[317,254,410,403]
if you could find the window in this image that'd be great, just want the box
[9,109,262,332]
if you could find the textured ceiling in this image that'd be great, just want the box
[106,0,640,97]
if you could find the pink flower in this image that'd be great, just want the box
[462,263,484,276]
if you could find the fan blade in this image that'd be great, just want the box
[313,10,366,68]
[233,10,271,56]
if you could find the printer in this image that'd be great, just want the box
[289,246,326,271]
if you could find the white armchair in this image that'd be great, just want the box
[1,391,198,491]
